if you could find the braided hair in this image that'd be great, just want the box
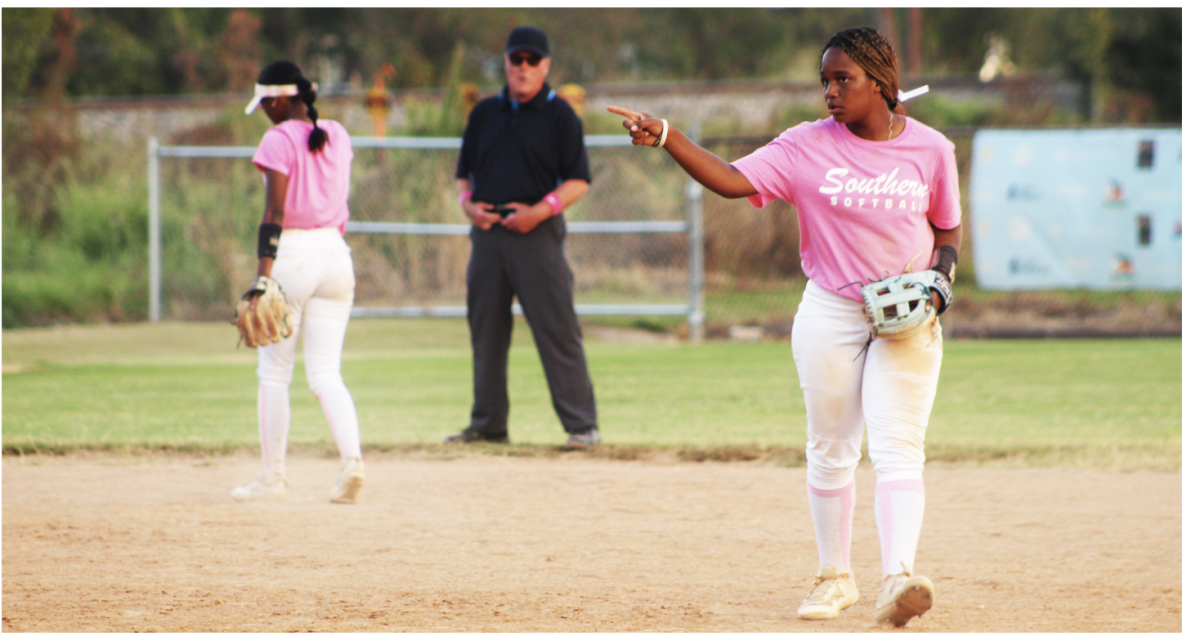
[822,27,906,116]
[256,60,328,152]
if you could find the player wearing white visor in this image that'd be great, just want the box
[232,60,365,505]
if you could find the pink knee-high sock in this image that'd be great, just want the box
[808,481,855,573]
[875,478,925,576]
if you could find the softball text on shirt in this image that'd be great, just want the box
[732,116,961,301]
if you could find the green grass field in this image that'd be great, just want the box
[1,319,1182,469]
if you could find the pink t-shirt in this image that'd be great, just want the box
[252,119,353,234]
[732,116,961,301]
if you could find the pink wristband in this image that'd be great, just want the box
[459,190,473,205]
[543,192,564,215]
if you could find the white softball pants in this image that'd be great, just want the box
[256,228,361,480]
[792,280,942,576]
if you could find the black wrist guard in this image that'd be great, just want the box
[933,245,958,283]
[929,270,953,315]
[257,223,283,259]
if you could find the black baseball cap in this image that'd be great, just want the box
[506,26,550,58]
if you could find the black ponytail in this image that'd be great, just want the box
[256,61,328,153]
[296,76,327,152]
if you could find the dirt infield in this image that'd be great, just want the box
[2,453,1181,632]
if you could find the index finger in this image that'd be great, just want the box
[606,105,645,121]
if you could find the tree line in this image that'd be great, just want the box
[2,7,1181,123]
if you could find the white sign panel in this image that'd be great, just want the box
[969,129,1181,290]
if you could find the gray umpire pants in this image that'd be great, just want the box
[466,213,598,436]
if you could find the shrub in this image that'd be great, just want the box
[2,112,149,328]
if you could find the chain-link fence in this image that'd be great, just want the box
[149,136,703,332]
[150,128,1181,339]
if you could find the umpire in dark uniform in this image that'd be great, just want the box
[446,26,599,449]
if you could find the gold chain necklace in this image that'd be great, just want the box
[887,111,895,141]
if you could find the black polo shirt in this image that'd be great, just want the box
[456,82,590,206]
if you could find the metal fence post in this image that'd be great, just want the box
[148,136,161,323]
[152,137,695,323]
[687,122,705,342]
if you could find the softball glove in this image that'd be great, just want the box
[235,276,294,348]
[860,270,952,340]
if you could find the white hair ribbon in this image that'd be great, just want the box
[897,85,929,103]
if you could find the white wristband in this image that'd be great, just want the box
[652,119,669,148]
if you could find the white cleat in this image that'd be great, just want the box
[875,564,934,627]
[797,565,859,620]
[330,457,365,504]
[231,473,289,502]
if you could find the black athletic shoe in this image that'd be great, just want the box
[444,429,510,444]
[562,428,600,450]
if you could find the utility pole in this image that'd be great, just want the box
[875,7,898,49]
[906,8,923,76]
[1086,8,1114,123]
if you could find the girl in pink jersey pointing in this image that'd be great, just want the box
[232,61,365,504]
[609,27,959,627]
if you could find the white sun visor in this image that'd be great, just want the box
[244,82,318,115]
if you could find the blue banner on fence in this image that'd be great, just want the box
[969,129,1181,290]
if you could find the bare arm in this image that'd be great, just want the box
[607,105,757,199]
[547,178,589,209]
[500,178,589,234]
[457,177,501,231]
[257,168,289,278]
[931,223,962,254]
[457,178,590,234]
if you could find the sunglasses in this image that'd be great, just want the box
[508,52,543,67]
